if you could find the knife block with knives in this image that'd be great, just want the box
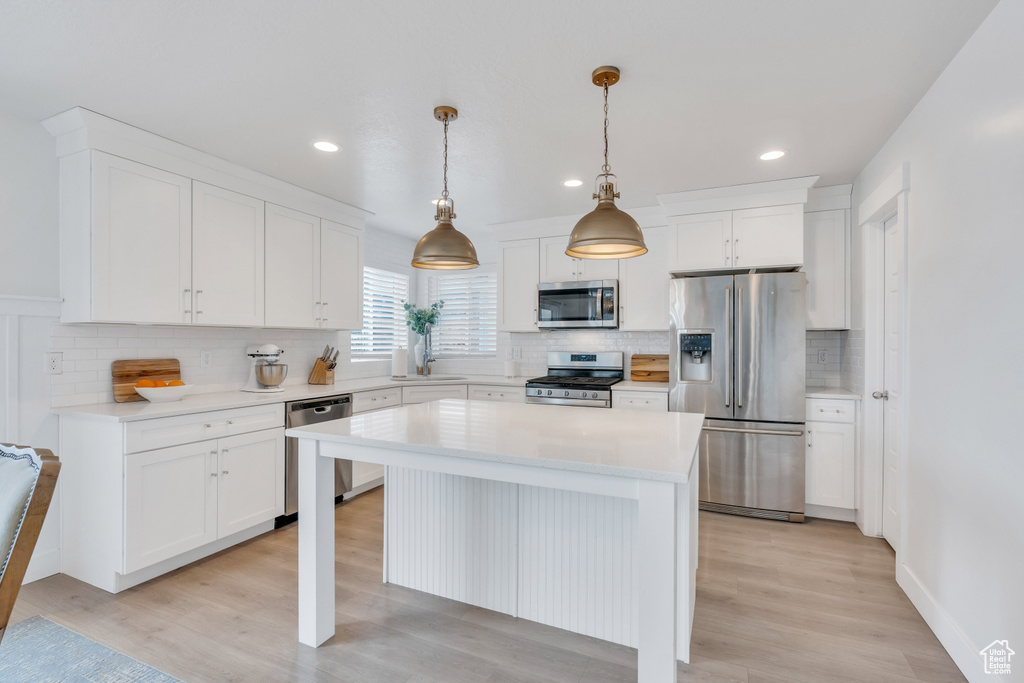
[308,345,338,385]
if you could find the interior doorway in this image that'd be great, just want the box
[880,213,904,552]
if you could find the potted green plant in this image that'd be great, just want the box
[404,300,444,375]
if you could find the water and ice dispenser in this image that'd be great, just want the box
[678,332,713,382]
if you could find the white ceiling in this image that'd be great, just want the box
[0,0,997,250]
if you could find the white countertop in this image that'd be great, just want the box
[287,399,703,484]
[613,381,671,392]
[806,387,862,399]
[54,375,533,422]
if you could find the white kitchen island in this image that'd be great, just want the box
[287,399,703,683]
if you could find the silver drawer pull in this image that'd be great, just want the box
[204,423,212,428]
[703,426,804,437]
[227,420,234,425]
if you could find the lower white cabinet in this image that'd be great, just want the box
[805,421,855,508]
[613,390,669,411]
[402,384,468,404]
[124,428,284,574]
[468,385,526,403]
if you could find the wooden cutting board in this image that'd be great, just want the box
[630,354,669,382]
[112,359,182,403]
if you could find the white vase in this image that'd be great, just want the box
[414,337,425,375]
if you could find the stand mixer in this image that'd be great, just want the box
[241,344,288,393]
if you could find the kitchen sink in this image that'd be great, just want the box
[389,375,467,382]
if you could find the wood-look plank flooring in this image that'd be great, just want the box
[9,488,965,682]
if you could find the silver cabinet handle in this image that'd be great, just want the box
[723,240,729,265]
[619,305,624,324]
[222,470,229,475]
[183,288,192,315]
[704,426,804,437]
[725,285,731,408]
[321,302,329,326]
[210,472,218,477]
[734,238,739,262]
[736,285,743,409]
[195,290,203,316]
[204,423,212,428]
[533,308,538,326]
[314,301,322,325]
[872,390,889,400]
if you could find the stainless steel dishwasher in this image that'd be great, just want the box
[278,394,353,527]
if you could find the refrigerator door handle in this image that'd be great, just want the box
[725,285,731,408]
[736,285,743,409]
[703,426,804,437]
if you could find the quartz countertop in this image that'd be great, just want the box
[54,375,533,422]
[806,387,862,400]
[287,399,704,484]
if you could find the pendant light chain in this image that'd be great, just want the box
[602,80,611,175]
[442,116,450,201]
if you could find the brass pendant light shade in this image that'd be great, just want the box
[566,66,647,260]
[412,106,479,270]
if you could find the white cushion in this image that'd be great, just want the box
[0,445,40,581]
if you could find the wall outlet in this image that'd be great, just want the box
[46,351,63,375]
[200,350,213,368]
[504,347,513,361]
[513,347,522,361]
[817,349,828,365]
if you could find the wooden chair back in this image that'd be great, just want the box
[0,444,60,644]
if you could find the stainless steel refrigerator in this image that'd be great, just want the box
[669,272,806,522]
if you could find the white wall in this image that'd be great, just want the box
[851,1,1023,680]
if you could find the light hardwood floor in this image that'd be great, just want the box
[10,488,965,682]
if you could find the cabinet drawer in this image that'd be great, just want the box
[124,403,285,454]
[402,384,468,405]
[613,391,669,411]
[468,385,526,403]
[805,398,855,423]
[352,387,402,414]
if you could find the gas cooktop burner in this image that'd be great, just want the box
[526,375,622,388]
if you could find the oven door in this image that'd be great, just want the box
[537,280,618,328]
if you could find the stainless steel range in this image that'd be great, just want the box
[526,352,623,408]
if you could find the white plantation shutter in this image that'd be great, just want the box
[430,271,497,356]
[351,267,410,355]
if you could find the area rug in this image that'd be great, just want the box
[0,615,182,682]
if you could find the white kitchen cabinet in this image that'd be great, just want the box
[319,218,363,330]
[612,390,668,411]
[217,429,285,537]
[498,239,541,332]
[62,151,193,324]
[124,440,218,573]
[467,385,526,403]
[539,235,618,282]
[805,421,855,509]
[668,204,803,272]
[402,384,468,404]
[265,203,321,328]
[804,209,849,329]
[619,225,672,331]
[191,182,265,326]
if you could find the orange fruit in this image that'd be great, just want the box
[151,380,167,388]
[168,380,185,387]
[135,379,155,388]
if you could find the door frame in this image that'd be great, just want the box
[856,163,909,563]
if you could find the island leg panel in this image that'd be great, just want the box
[297,438,336,647]
[637,479,678,683]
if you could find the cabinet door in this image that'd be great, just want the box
[619,225,672,331]
[805,420,855,508]
[539,236,578,281]
[402,384,468,404]
[613,391,669,411]
[804,210,848,329]
[498,239,540,332]
[217,428,285,537]
[467,385,526,402]
[124,440,218,573]
[319,219,363,330]
[192,182,265,326]
[576,256,619,281]
[91,152,192,324]
[265,204,320,328]
[732,204,803,268]
[670,211,733,271]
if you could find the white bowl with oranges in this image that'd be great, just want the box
[134,379,191,402]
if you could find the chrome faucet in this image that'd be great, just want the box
[422,324,436,376]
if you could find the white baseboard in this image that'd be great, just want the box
[897,563,995,683]
[344,477,383,500]
[805,504,857,523]
[22,547,61,584]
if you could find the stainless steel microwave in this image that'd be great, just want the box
[537,280,618,329]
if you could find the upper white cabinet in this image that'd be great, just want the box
[619,225,672,331]
[319,218,363,330]
[192,182,265,326]
[669,204,803,272]
[498,239,540,332]
[804,209,849,329]
[539,236,618,282]
[63,151,193,324]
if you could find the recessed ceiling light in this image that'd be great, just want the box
[313,141,340,152]
[760,150,785,161]
[563,179,583,187]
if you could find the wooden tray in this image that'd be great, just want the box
[630,354,669,382]
[112,359,182,403]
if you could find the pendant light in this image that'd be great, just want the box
[411,106,479,270]
[566,66,647,260]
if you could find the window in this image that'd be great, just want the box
[430,271,497,356]
[351,267,410,356]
